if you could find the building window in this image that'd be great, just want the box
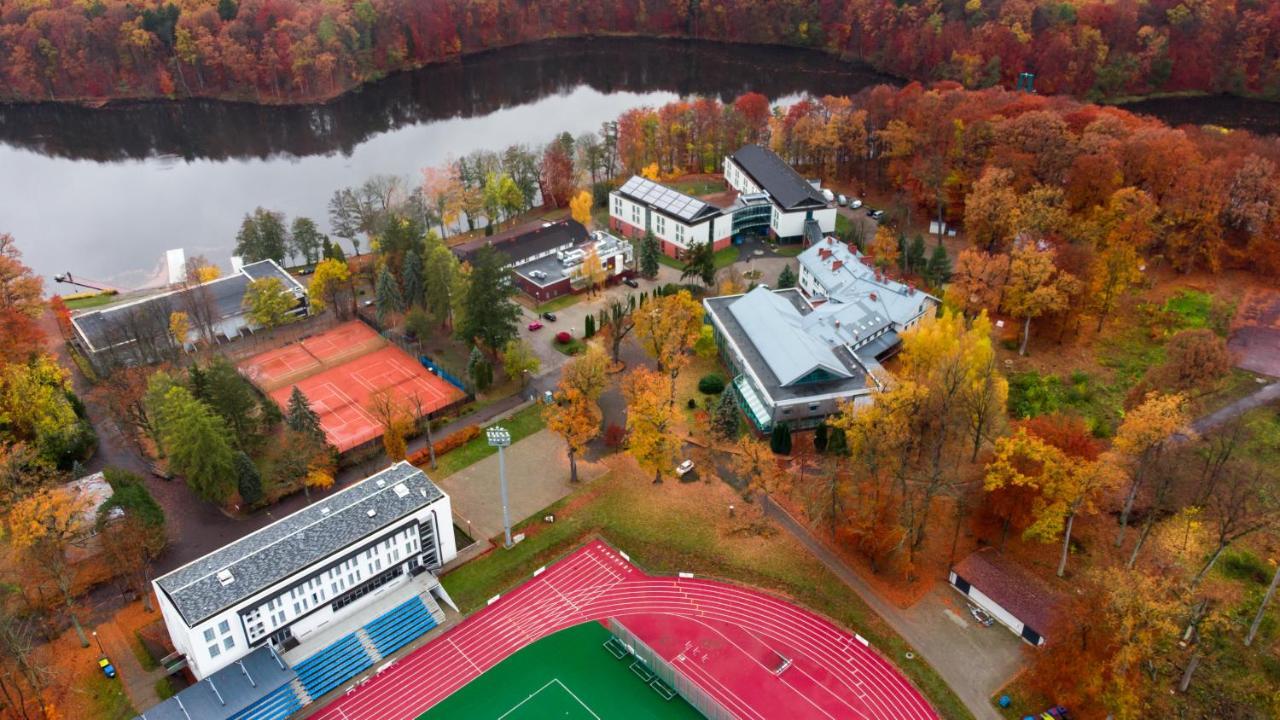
[655,215,665,235]
[612,197,621,216]
[223,636,235,651]
[631,205,641,225]
[208,643,221,659]
[675,225,685,244]
[217,620,230,634]
[808,404,819,411]
[203,628,215,643]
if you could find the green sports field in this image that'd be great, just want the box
[419,622,704,719]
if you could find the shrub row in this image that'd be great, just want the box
[407,424,481,465]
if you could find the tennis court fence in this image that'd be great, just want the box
[605,618,735,720]
[356,310,473,393]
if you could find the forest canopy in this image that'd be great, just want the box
[2,0,1279,104]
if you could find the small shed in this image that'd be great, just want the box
[949,549,1059,646]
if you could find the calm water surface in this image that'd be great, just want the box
[0,38,1273,288]
[0,39,891,288]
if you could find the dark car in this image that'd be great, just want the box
[623,277,639,288]
[868,209,885,220]
[541,312,557,322]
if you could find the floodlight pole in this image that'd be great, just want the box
[487,426,514,549]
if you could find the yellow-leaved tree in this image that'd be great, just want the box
[168,311,190,348]
[622,367,680,484]
[1001,243,1080,356]
[640,162,660,180]
[633,290,703,406]
[8,487,95,647]
[308,258,352,316]
[1111,392,1193,566]
[576,246,606,296]
[868,226,899,270]
[569,190,593,228]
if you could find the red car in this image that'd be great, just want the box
[527,321,544,331]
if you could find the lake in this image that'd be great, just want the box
[0,38,892,289]
[0,37,1274,288]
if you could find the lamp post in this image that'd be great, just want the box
[486,425,514,548]
[92,630,105,655]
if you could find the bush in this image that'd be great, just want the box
[555,331,572,344]
[770,422,792,455]
[687,398,697,409]
[1218,549,1272,586]
[407,425,481,465]
[697,373,726,394]
[604,423,626,448]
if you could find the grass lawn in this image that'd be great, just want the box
[83,671,136,720]
[712,246,740,269]
[440,459,975,720]
[656,246,739,272]
[130,631,158,671]
[427,404,547,478]
[667,177,727,196]
[535,294,584,314]
[64,292,122,310]
[773,245,806,257]
[552,336,586,356]
[835,213,854,237]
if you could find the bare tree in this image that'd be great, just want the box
[1192,462,1279,587]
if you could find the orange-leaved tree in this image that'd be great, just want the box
[544,387,602,483]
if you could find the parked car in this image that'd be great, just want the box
[541,312,557,322]
[98,657,116,679]
[849,198,863,209]
[527,321,544,331]
[623,277,639,288]
[675,460,695,477]
[542,390,555,404]
[867,209,885,220]
[967,604,995,627]
[837,194,848,206]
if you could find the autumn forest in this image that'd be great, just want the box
[3,0,1280,104]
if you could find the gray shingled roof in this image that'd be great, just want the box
[155,462,443,627]
[72,260,303,352]
[136,646,295,720]
[730,145,827,211]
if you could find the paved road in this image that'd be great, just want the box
[1190,380,1280,435]
[760,496,1013,720]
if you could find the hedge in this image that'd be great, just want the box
[407,425,481,465]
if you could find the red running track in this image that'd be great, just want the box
[310,540,937,720]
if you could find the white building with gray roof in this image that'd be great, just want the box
[152,462,456,684]
[703,237,938,432]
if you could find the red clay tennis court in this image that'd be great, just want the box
[310,540,937,720]
[239,321,466,452]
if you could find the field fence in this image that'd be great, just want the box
[606,618,736,720]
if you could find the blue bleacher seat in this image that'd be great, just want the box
[290,634,373,700]
[229,682,303,720]
[362,596,438,658]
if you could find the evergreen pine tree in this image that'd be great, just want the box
[897,232,909,272]
[711,389,740,440]
[907,234,927,274]
[584,314,596,338]
[402,249,424,308]
[826,426,848,455]
[187,364,209,402]
[321,237,334,260]
[814,422,828,452]
[375,266,404,322]
[467,346,493,391]
[926,243,952,286]
[286,386,324,440]
[457,246,522,351]
[233,451,263,506]
[777,264,797,289]
[770,422,792,455]
[330,242,347,263]
[640,232,660,278]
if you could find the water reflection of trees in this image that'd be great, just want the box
[0,38,893,163]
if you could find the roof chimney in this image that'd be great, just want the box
[831,260,843,271]
[827,236,834,245]
[869,292,878,301]
[834,319,841,329]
